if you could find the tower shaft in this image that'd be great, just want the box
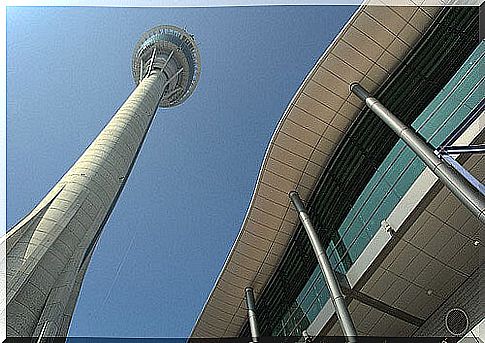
[5,69,167,337]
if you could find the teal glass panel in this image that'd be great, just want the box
[358,183,386,218]
[314,272,325,295]
[335,259,347,274]
[412,106,432,129]
[342,216,364,249]
[348,228,372,261]
[297,272,314,305]
[393,158,426,197]
[338,211,354,236]
[385,147,414,185]
[362,167,388,198]
[379,191,401,220]
[429,103,471,147]
[307,298,321,322]
[316,286,330,306]
[366,211,383,239]
[463,79,483,108]
[418,113,441,138]
[300,287,316,313]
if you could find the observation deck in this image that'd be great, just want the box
[132,25,201,107]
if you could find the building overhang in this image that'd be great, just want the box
[191,4,442,338]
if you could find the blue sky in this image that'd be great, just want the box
[7,5,356,337]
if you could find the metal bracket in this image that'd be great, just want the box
[381,219,395,237]
[436,149,485,196]
[302,330,314,342]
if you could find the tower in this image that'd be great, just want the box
[4,25,200,337]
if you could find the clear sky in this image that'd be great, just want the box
[7,5,356,337]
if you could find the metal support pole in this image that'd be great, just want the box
[245,287,260,343]
[289,191,358,342]
[350,83,485,224]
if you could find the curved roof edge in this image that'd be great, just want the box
[191,4,442,338]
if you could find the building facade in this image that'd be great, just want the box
[191,5,483,340]
[3,25,200,337]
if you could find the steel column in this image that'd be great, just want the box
[245,287,260,343]
[289,191,358,342]
[350,83,485,224]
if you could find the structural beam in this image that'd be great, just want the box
[350,83,485,224]
[440,153,485,195]
[343,287,424,327]
[440,144,485,154]
[289,191,358,342]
